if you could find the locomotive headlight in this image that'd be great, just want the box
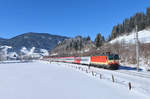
[108,61,113,64]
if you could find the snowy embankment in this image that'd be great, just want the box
[110,28,150,44]
[0,61,149,99]
[49,62,150,98]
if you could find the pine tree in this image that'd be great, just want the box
[111,26,118,39]
[94,33,103,48]
[101,36,105,43]
[109,7,150,40]
[86,36,91,41]
[73,42,78,50]
[146,7,150,26]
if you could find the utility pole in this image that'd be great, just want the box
[136,25,139,72]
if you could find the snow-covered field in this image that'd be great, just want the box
[0,61,149,99]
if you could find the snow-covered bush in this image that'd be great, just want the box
[19,47,47,60]
[0,46,12,61]
[40,49,49,56]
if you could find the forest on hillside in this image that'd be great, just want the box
[109,7,150,40]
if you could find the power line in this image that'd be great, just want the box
[135,25,139,72]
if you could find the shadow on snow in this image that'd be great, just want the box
[119,65,142,71]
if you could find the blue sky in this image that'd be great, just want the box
[0,0,150,40]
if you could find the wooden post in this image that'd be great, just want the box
[86,69,88,73]
[128,82,131,90]
[112,75,115,82]
[100,74,102,79]
[78,67,80,70]
[88,65,90,69]
[92,71,94,76]
[82,68,84,71]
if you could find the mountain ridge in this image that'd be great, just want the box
[0,32,69,53]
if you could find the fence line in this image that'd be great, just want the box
[53,62,132,91]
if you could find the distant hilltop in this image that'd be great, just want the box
[0,32,69,53]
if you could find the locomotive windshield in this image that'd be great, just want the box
[108,54,119,60]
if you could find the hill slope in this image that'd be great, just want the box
[110,28,150,44]
[50,36,95,56]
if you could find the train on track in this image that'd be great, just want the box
[50,53,120,70]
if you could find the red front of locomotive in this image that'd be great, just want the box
[106,54,120,69]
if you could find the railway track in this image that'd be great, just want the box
[89,66,150,79]
[115,70,150,79]
[53,62,150,79]
[73,64,150,79]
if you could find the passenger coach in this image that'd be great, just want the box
[52,53,119,70]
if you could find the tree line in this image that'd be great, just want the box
[57,7,150,50]
[94,7,150,48]
[108,7,150,40]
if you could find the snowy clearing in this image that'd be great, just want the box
[0,61,149,99]
[110,29,150,44]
